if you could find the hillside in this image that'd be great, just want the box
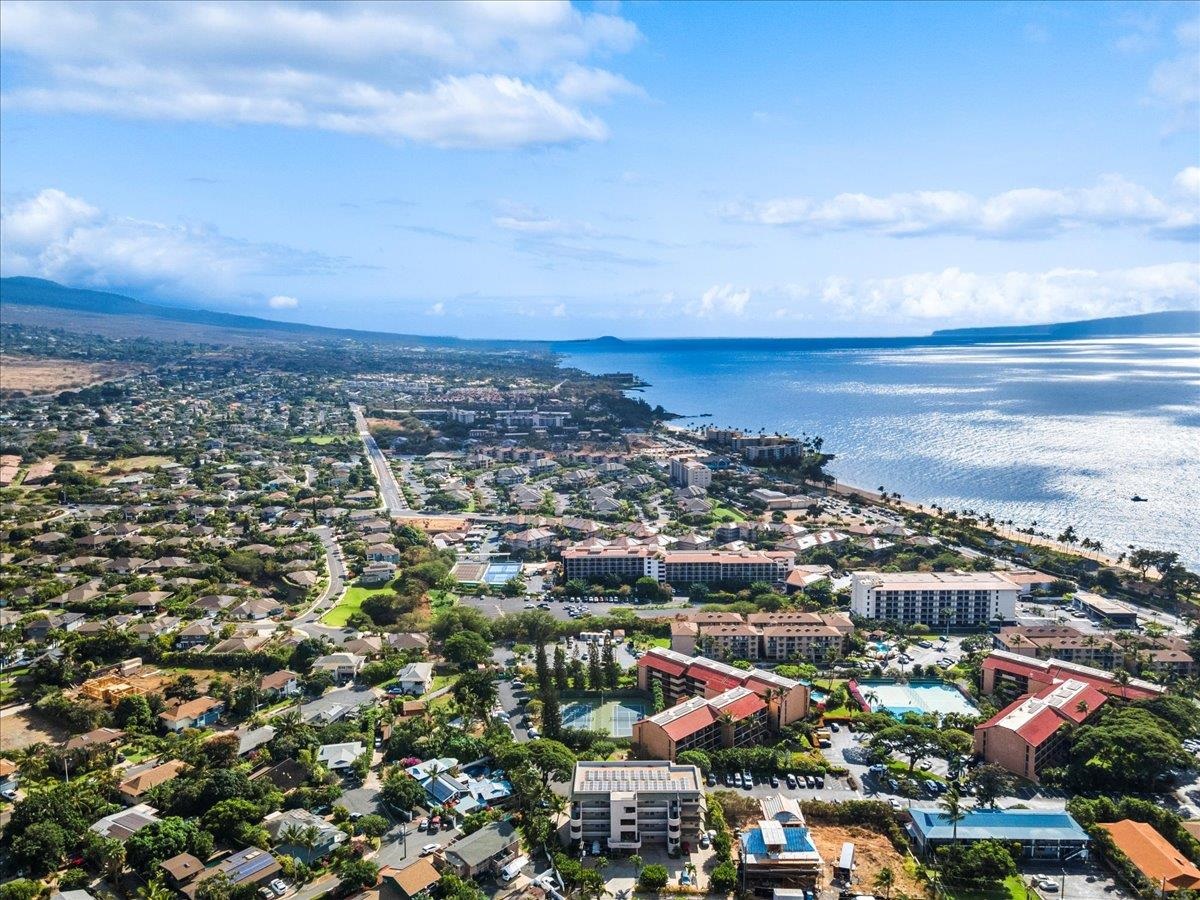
[0,277,473,347]
[931,309,1200,341]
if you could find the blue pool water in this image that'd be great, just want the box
[858,679,978,717]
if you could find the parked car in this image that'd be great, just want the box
[742,770,753,789]
[270,880,288,896]
[421,843,440,856]
[770,776,780,788]
[785,773,797,789]
[706,773,718,787]
[724,772,735,788]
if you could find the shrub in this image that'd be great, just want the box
[638,864,669,892]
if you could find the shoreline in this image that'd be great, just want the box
[660,422,1133,572]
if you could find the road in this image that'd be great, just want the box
[351,403,409,518]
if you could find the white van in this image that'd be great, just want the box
[501,855,530,884]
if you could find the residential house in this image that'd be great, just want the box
[119,759,188,804]
[91,803,162,841]
[443,820,521,879]
[265,808,348,862]
[260,669,300,698]
[159,696,224,732]
[396,662,434,696]
[317,741,365,770]
[311,652,364,682]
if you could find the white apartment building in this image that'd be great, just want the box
[569,761,705,853]
[850,571,1018,627]
[562,546,791,586]
[669,457,712,489]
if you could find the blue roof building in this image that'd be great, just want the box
[908,807,1089,861]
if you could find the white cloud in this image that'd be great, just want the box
[551,302,567,317]
[555,65,644,103]
[1,187,338,300]
[1,1,641,149]
[722,170,1199,240]
[814,263,1200,324]
[427,301,445,315]
[687,284,751,318]
[1147,17,1200,134]
[267,294,299,309]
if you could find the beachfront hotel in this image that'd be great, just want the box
[568,761,706,853]
[849,570,1018,626]
[637,647,810,727]
[561,545,793,585]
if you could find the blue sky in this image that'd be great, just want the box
[1,0,1197,338]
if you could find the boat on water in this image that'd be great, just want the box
[1131,495,1149,502]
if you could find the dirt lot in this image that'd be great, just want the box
[810,823,929,898]
[0,705,72,751]
[0,355,144,397]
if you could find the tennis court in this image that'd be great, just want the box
[562,698,646,738]
[484,561,523,585]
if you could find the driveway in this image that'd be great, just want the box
[299,685,380,724]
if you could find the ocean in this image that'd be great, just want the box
[558,335,1200,568]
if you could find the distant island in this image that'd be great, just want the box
[931,309,1200,341]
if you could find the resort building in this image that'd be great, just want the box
[569,761,705,853]
[908,807,1090,861]
[981,650,1165,705]
[993,626,1119,669]
[669,611,853,663]
[669,457,712,489]
[562,546,792,586]
[972,679,1107,782]
[1072,591,1139,628]
[739,795,824,888]
[850,571,1018,627]
[1098,820,1200,893]
[632,686,769,760]
[637,647,810,727]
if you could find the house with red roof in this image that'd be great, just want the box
[973,678,1107,782]
[633,686,768,760]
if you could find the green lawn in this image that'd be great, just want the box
[320,585,392,626]
[288,435,350,445]
[709,504,747,522]
[943,875,1039,900]
[887,759,947,782]
[429,589,458,612]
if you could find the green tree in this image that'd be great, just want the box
[553,645,568,691]
[0,881,42,900]
[874,867,896,900]
[964,763,1016,809]
[336,858,379,890]
[11,820,69,874]
[443,631,492,669]
[676,749,712,775]
[638,864,670,892]
[710,861,738,893]
[357,814,390,838]
[525,739,577,786]
[870,724,944,774]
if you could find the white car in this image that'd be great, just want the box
[269,880,288,895]
[421,843,440,856]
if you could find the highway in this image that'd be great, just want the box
[350,403,409,518]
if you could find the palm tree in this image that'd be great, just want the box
[874,867,896,900]
[629,855,644,877]
[939,783,969,845]
[137,878,175,900]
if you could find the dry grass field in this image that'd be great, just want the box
[0,355,144,397]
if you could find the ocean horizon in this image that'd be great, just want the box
[559,334,1200,568]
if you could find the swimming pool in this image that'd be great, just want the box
[855,680,978,718]
[483,561,522,584]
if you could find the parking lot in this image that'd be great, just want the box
[461,593,690,621]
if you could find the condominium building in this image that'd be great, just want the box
[632,686,769,760]
[980,650,1165,705]
[669,611,853,663]
[561,546,792,586]
[569,761,705,853]
[972,678,1106,782]
[637,647,809,727]
[993,626,1119,669]
[669,457,712,489]
[850,571,1018,627]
